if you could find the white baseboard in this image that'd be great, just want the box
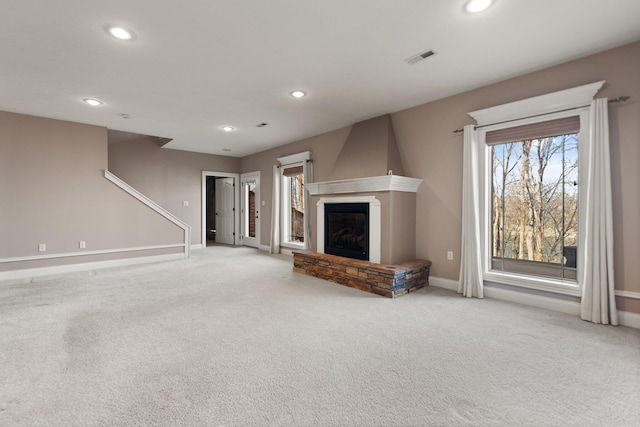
[617,311,640,329]
[429,276,638,329]
[483,285,580,316]
[0,253,185,282]
[191,244,205,250]
[429,277,458,292]
[260,244,271,252]
[615,290,640,300]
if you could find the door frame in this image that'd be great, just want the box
[240,171,260,248]
[201,171,240,247]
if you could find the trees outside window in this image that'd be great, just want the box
[287,173,304,243]
[491,132,578,279]
[282,166,304,245]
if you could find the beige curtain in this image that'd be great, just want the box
[458,125,484,298]
[269,165,281,254]
[580,98,618,325]
[302,160,313,250]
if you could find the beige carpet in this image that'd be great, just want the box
[1,246,639,426]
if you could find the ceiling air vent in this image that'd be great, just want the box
[405,49,436,65]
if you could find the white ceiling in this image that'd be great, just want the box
[2,0,639,157]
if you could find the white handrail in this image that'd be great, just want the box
[104,170,191,257]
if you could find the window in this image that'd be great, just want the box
[467,81,604,296]
[282,165,305,244]
[489,117,579,280]
[244,181,256,238]
[478,111,588,295]
[276,151,311,250]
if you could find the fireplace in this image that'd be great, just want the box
[324,203,369,261]
[291,115,431,297]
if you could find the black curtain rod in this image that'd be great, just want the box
[452,96,631,134]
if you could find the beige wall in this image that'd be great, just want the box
[0,112,185,271]
[241,41,640,314]
[392,41,640,313]
[388,191,416,265]
[107,131,240,245]
[240,127,351,246]
[2,41,637,313]
[330,115,404,180]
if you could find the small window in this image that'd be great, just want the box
[282,165,305,245]
[276,151,311,251]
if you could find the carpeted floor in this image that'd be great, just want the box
[1,246,639,426]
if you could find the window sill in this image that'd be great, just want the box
[281,242,305,250]
[484,270,581,297]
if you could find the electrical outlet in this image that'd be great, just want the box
[79,241,86,249]
[38,243,46,252]
[183,200,189,206]
[447,251,454,261]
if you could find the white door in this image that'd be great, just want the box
[215,177,235,245]
[241,172,260,248]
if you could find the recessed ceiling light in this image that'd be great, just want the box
[220,125,235,132]
[465,0,494,13]
[108,26,135,40]
[290,90,307,99]
[83,98,103,106]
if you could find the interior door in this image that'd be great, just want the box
[241,172,260,248]
[215,177,235,245]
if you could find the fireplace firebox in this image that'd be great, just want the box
[324,203,369,261]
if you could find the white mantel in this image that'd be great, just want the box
[309,175,421,264]
[306,175,422,196]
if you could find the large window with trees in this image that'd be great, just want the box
[478,110,589,296]
[465,81,604,297]
[489,116,579,280]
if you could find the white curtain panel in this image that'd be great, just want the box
[458,125,484,298]
[302,161,313,250]
[269,165,281,254]
[580,98,618,325]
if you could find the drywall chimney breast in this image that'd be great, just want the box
[330,114,404,180]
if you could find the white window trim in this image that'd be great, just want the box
[469,81,604,126]
[277,151,310,165]
[277,151,310,249]
[470,82,604,297]
[240,171,260,247]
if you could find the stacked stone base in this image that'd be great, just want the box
[293,250,431,298]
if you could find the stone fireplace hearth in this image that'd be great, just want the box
[293,251,431,298]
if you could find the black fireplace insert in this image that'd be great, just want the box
[324,203,369,261]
